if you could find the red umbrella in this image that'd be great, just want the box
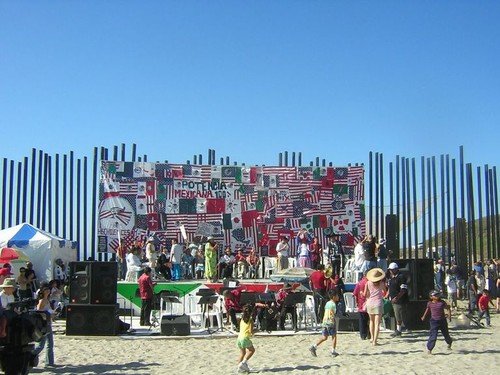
[0,247,29,263]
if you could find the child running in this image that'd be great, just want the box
[237,304,255,373]
[421,290,453,354]
[309,288,340,357]
[477,289,494,327]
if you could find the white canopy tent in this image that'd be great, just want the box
[0,223,78,282]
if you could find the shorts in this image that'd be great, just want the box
[392,304,407,324]
[321,326,337,337]
[366,304,384,315]
[237,337,253,349]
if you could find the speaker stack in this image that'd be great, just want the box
[392,258,434,330]
[66,261,118,336]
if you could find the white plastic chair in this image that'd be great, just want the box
[343,292,358,313]
[288,257,297,268]
[186,295,204,327]
[343,258,355,282]
[264,257,276,278]
[297,294,318,329]
[206,296,224,329]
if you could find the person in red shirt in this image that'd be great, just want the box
[309,265,327,321]
[477,289,494,327]
[138,267,155,326]
[352,274,369,340]
[223,289,243,330]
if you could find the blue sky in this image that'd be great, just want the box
[1,1,499,169]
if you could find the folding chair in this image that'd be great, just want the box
[343,292,358,313]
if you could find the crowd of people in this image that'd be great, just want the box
[0,258,69,368]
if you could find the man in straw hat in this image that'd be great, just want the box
[0,277,17,337]
[363,268,387,346]
[0,278,17,311]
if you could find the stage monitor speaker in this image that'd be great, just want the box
[69,262,92,304]
[336,312,360,331]
[161,314,191,336]
[90,262,117,304]
[66,304,117,336]
[385,214,399,259]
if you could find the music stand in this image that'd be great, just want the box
[240,292,258,305]
[284,292,307,306]
[148,293,162,331]
[159,291,182,316]
[198,294,220,334]
[257,293,276,303]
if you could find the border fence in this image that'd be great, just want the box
[1,145,498,273]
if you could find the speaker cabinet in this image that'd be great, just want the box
[69,262,92,304]
[69,262,117,305]
[90,262,117,304]
[66,304,117,336]
[392,259,434,301]
[405,300,428,330]
[412,259,434,301]
[336,312,360,331]
[385,214,399,259]
[161,314,191,336]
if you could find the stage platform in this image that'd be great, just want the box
[117,278,355,317]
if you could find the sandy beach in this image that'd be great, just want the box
[28,309,498,375]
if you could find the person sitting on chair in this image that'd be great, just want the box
[247,249,260,279]
[219,246,235,280]
[156,246,171,280]
[235,249,248,279]
[223,289,243,330]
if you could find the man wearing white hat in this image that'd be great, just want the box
[0,278,17,310]
[387,262,409,337]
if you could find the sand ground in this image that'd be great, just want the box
[28,307,499,375]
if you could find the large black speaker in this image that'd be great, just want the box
[90,262,117,304]
[405,300,428,330]
[66,304,117,336]
[336,312,360,331]
[393,259,434,301]
[385,214,399,259]
[161,314,191,336]
[69,262,117,305]
[69,262,92,304]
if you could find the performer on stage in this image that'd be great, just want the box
[276,283,298,331]
[204,237,219,282]
[276,236,290,272]
[223,289,243,330]
[296,229,312,268]
[218,246,235,280]
[328,234,345,277]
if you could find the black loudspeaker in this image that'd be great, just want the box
[385,214,399,259]
[90,262,117,304]
[69,262,117,305]
[161,314,191,336]
[336,312,360,331]
[405,300,428,330]
[393,259,434,301]
[412,259,434,300]
[69,262,92,304]
[66,304,117,336]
